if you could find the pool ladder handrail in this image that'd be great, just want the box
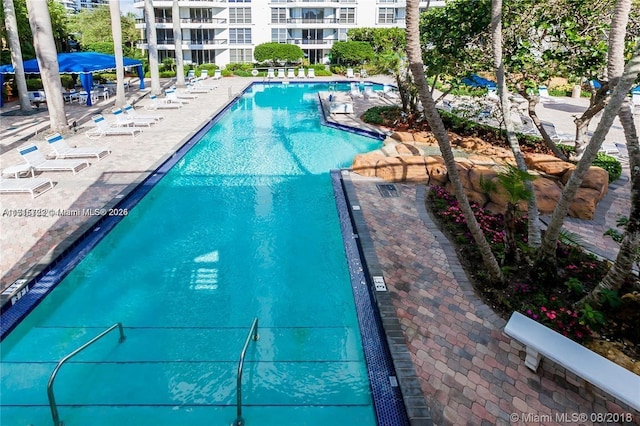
[47,322,126,426]
[234,317,259,426]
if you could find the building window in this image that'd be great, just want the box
[338,28,348,41]
[271,28,288,43]
[229,28,252,44]
[228,0,250,3]
[378,0,396,2]
[230,48,253,63]
[229,7,251,24]
[339,8,355,24]
[271,7,287,24]
[378,7,395,24]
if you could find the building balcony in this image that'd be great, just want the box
[135,17,227,29]
[137,38,228,50]
[287,38,337,47]
[377,18,405,25]
[285,17,339,24]
[133,0,227,8]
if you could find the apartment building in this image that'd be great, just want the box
[56,0,108,13]
[133,0,443,67]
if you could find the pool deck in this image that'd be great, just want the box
[1,77,638,425]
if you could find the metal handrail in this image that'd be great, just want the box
[47,322,126,426]
[234,317,259,426]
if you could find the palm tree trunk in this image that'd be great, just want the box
[406,0,504,284]
[25,0,68,133]
[491,0,541,248]
[173,0,185,87]
[109,0,126,107]
[580,0,636,305]
[3,0,31,111]
[144,0,161,95]
[538,44,640,267]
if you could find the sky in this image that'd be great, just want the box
[119,0,139,16]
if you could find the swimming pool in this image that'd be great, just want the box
[1,83,396,425]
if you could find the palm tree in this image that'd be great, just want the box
[25,0,68,133]
[405,0,504,284]
[581,0,638,305]
[3,0,30,111]
[109,0,125,107]
[172,0,185,87]
[536,42,640,279]
[490,0,541,248]
[144,0,161,95]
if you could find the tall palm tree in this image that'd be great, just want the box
[109,0,125,107]
[582,0,638,305]
[25,0,67,133]
[144,0,161,95]
[490,0,541,248]
[3,0,30,111]
[172,0,185,87]
[536,42,640,276]
[405,0,504,284]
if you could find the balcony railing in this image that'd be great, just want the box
[137,39,228,45]
[286,17,338,24]
[287,38,335,45]
[136,17,227,24]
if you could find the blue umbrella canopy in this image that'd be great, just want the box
[461,74,497,89]
[0,52,145,106]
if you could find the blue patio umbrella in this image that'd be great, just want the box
[461,74,497,89]
[0,52,145,107]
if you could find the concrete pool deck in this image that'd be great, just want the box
[1,78,638,425]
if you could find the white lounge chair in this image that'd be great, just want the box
[267,68,275,79]
[165,89,189,104]
[277,69,286,79]
[297,68,306,79]
[0,177,53,198]
[540,121,573,143]
[632,92,640,114]
[212,69,222,80]
[146,95,183,110]
[346,68,355,78]
[18,143,89,174]
[124,103,163,122]
[185,83,211,94]
[363,86,380,99]
[287,69,295,79]
[200,70,208,79]
[86,114,142,140]
[307,68,315,78]
[382,85,399,100]
[538,86,557,103]
[46,133,111,160]
[28,90,46,107]
[112,107,154,127]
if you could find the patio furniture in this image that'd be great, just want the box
[18,143,89,174]
[2,163,35,179]
[46,133,111,160]
[0,177,53,198]
[86,114,142,140]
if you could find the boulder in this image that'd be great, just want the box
[352,153,385,177]
[469,166,499,193]
[396,143,422,156]
[401,156,429,182]
[531,177,562,214]
[413,131,433,144]
[390,131,414,143]
[562,166,609,202]
[568,187,601,219]
[375,157,405,182]
[425,156,448,184]
[468,155,497,166]
[484,202,507,214]
[524,153,574,176]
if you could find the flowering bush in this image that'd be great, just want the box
[525,298,592,342]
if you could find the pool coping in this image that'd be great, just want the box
[1,82,427,426]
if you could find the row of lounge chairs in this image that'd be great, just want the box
[267,68,316,79]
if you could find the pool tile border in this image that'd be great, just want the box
[332,170,432,426]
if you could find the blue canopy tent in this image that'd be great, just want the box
[0,52,144,107]
[461,74,497,89]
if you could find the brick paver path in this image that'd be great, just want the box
[349,179,637,426]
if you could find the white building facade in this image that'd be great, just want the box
[133,0,442,67]
[56,0,108,13]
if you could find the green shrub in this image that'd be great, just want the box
[557,143,622,183]
[60,75,74,89]
[233,70,253,77]
[330,65,346,75]
[222,69,234,77]
[362,105,402,125]
[225,62,253,72]
[159,71,176,78]
[26,78,43,90]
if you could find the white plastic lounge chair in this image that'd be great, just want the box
[277,69,286,79]
[146,95,183,110]
[185,83,211,94]
[297,68,306,78]
[28,90,46,107]
[382,85,400,100]
[124,103,163,122]
[0,177,53,198]
[360,69,368,78]
[346,68,355,79]
[538,86,557,103]
[186,69,195,81]
[363,86,380,99]
[267,68,275,79]
[540,121,574,144]
[212,69,222,80]
[307,68,316,78]
[86,114,142,140]
[165,89,189,104]
[200,70,208,79]
[18,143,89,174]
[632,92,640,114]
[112,107,154,127]
[516,114,539,135]
[46,133,111,160]
[287,69,295,79]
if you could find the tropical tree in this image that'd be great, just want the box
[330,41,374,66]
[0,0,33,62]
[490,0,541,247]
[536,42,640,282]
[2,0,30,111]
[144,0,160,95]
[405,0,504,284]
[67,6,138,57]
[109,0,125,107]
[581,0,639,305]
[172,0,185,87]
[25,0,68,133]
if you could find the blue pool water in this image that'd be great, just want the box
[0,83,384,425]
